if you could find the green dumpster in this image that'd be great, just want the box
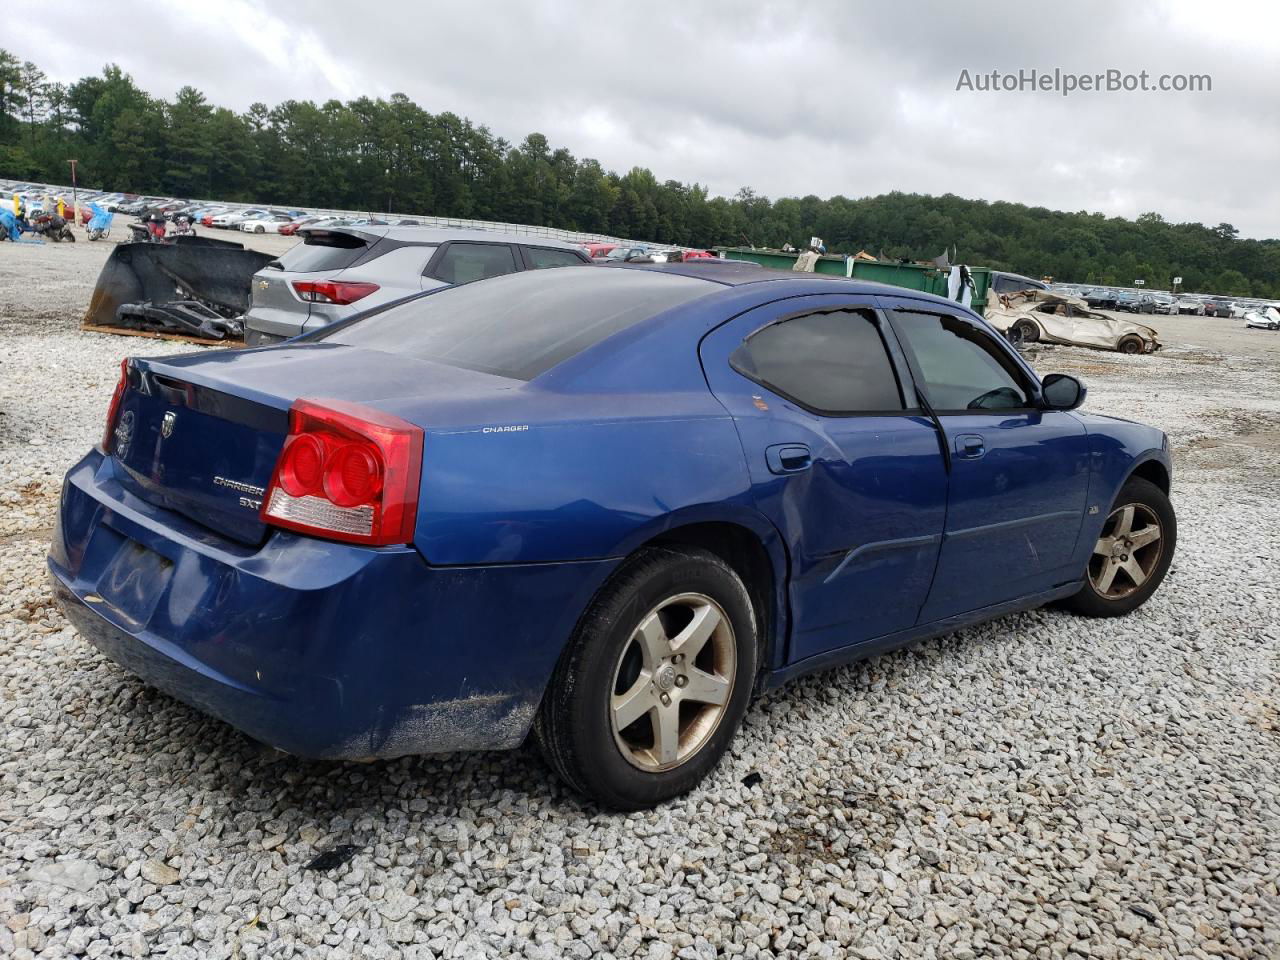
[715,247,991,316]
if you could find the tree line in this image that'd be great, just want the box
[2,50,1277,297]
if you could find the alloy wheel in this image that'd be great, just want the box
[609,592,736,772]
[1088,502,1164,599]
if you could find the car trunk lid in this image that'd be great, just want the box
[111,344,517,545]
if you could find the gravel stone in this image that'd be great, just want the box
[139,860,180,886]
[1,239,1278,957]
[23,859,101,892]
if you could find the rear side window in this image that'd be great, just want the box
[319,267,714,380]
[891,311,1030,411]
[432,242,517,284]
[525,246,586,270]
[277,232,368,273]
[730,309,905,414]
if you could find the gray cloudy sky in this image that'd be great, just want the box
[9,0,1279,238]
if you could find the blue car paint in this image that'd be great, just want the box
[697,293,949,661]
[1069,412,1173,572]
[876,293,1094,620]
[50,451,621,758]
[50,268,1171,759]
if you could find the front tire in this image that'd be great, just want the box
[1061,476,1176,617]
[535,546,758,809]
[1118,335,1143,354]
[1012,319,1040,344]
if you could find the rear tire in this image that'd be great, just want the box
[1012,319,1040,344]
[535,546,758,810]
[1061,476,1176,617]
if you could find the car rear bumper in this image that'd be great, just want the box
[243,328,288,346]
[50,450,618,759]
[244,309,306,342]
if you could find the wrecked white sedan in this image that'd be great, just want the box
[1244,306,1280,331]
[988,290,1161,354]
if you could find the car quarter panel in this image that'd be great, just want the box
[409,390,759,566]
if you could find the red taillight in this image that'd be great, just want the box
[101,359,129,452]
[290,280,379,305]
[261,399,422,546]
[277,434,325,496]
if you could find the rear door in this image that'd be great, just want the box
[879,297,1091,620]
[518,245,590,270]
[699,295,948,663]
[424,241,519,286]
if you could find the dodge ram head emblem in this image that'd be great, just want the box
[113,410,135,456]
[161,411,177,438]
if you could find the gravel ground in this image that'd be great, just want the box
[1,238,1278,959]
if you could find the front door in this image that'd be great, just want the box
[880,298,1092,621]
[699,296,948,664]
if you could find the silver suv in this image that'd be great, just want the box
[244,227,592,345]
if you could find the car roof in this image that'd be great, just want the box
[603,261,991,313]
[301,224,586,249]
[621,258,922,289]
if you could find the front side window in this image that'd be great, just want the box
[891,311,1030,411]
[730,309,905,414]
[525,247,586,270]
[433,242,518,285]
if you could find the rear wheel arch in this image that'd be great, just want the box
[645,520,781,681]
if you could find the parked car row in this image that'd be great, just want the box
[1046,282,1280,321]
[2,182,136,220]
[0,180,630,251]
[589,245,716,264]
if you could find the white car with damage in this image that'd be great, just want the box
[1244,305,1280,330]
[987,290,1162,354]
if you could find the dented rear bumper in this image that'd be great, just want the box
[49,449,618,759]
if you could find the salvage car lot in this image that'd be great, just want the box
[1,238,1278,958]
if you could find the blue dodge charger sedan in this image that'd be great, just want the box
[50,261,1176,809]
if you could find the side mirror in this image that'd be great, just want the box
[1041,373,1087,411]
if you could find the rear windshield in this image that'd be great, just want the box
[276,231,370,273]
[317,267,715,380]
